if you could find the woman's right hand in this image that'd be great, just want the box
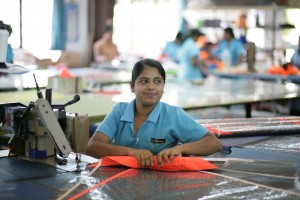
[127,149,154,167]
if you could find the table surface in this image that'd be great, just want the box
[211,70,300,83]
[1,134,300,200]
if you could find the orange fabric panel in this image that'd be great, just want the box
[90,156,217,171]
[268,64,299,76]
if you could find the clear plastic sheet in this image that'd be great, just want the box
[56,163,300,200]
[244,135,300,155]
[196,117,300,137]
[216,160,300,193]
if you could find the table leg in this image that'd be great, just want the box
[245,103,252,118]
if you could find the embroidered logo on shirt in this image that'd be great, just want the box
[150,138,165,144]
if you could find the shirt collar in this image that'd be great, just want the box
[120,100,135,122]
[147,101,162,123]
[120,100,162,123]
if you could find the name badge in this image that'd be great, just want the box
[150,138,165,144]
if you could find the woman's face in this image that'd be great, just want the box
[131,66,164,108]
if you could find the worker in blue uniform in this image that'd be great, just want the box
[177,29,204,81]
[87,58,222,167]
[213,27,246,66]
[291,36,300,69]
[161,32,183,63]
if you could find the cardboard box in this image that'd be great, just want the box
[48,76,82,94]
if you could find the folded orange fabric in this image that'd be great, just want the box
[89,156,217,171]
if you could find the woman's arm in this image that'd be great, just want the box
[86,131,130,158]
[156,132,222,165]
[86,131,154,166]
[177,132,222,155]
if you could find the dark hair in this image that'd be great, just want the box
[0,20,12,36]
[102,25,113,33]
[176,32,182,40]
[190,29,203,38]
[131,58,166,87]
[224,27,235,39]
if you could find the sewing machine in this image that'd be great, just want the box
[0,21,89,170]
[0,75,89,169]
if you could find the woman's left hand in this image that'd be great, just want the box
[156,146,182,166]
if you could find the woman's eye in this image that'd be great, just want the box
[140,80,147,83]
[155,80,161,84]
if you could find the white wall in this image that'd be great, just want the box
[65,0,89,66]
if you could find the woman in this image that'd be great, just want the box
[86,58,222,166]
[213,27,245,66]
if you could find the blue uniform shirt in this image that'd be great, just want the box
[177,38,203,81]
[96,100,208,155]
[6,44,13,63]
[162,41,181,62]
[213,39,245,65]
[291,47,300,68]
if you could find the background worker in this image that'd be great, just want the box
[290,36,300,69]
[160,32,184,63]
[93,19,119,64]
[177,29,205,81]
[213,27,246,67]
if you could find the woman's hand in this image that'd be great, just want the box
[128,149,154,167]
[156,146,182,166]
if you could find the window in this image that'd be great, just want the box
[114,0,179,58]
[0,0,20,48]
[0,0,53,51]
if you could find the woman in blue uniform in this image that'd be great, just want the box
[213,27,245,66]
[86,58,222,166]
[177,29,204,81]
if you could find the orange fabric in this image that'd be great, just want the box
[89,156,217,171]
[268,64,299,76]
[205,60,223,70]
[196,35,207,48]
[59,67,74,78]
[237,14,247,29]
[199,51,209,60]
[206,126,232,137]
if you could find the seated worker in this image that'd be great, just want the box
[86,58,222,166]
[160,32,183,63]
[177,29,205,81]
[291,36,300,69]
[213,27,246,67]
[268,62,299,76]
[93,21,118,64]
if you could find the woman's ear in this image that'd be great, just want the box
[130,83,134,93]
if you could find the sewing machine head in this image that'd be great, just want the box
[0,75,89,166]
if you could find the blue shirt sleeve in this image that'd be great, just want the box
[213,40,224,59]
[6,44,13,63]
[162,41,172,54]
[172,107,209,143]
[189,40,199,58]
[96,103,121,140]
[235,40,246,56]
